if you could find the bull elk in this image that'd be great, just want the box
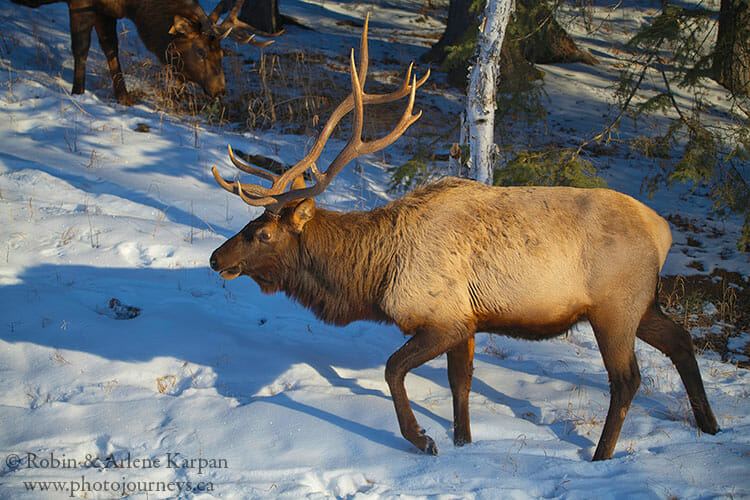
[11,0,277,105]
[209,19,720,460]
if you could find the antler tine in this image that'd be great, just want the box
[211,0,244,27]
[215,0,285,40]
[211,166,277,202]
[207,0,227,23]
[214,144,302,211]
[350,49,365,148]
[358,13,370,89]
[368,63,430,106]
[212,145,284,206]
[227,145,278,182]
[179,0,220,36]
[225,0,245,20]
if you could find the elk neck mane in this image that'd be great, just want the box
[277,181,459,326]
[276,206,395,326]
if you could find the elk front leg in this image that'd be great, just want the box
[447,336,474,446]
[94,14,132,105]
[69,0,96,95]
[385,328,463,455]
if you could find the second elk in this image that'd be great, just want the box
[12,0,275,104]
[210,18,719,460]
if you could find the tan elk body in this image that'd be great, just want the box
[210,18,719,460]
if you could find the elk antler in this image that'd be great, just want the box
[212,15,429,213]
[208,0,283,47]
[207,0,228,23]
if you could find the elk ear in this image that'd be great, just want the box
[288,198,315,233]
[170,16,198,37]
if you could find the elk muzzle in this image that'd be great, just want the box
[209,247,241,280]
[202,74,227,98]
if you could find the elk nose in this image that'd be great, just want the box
[206,81,226,98]
[209,252,219,271]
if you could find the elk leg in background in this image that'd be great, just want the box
[69,0,96,96]
[94,14,132,105]
[447,336,474,446]
[636,301,720,434]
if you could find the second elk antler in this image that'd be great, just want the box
[204,0,281,45]
[212,15,430,213]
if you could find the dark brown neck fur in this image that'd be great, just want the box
[126,1,197,60]
[280,207,399,326]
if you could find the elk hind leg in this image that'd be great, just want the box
[447,336,474,446]
[636,301,719,434]
[589,310,642,461]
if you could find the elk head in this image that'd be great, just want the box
[209,16,429,290]
[168,0,278,97]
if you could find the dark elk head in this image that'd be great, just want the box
[209,16,428,291]
[168,0,277,98]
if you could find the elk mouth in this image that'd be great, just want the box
[209,251,241,280]
[218,267,241,280]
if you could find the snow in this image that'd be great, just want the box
[0,0,748,498]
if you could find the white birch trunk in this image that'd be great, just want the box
[466,0,513,184]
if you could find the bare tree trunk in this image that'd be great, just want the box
[421,0,474,64]
[466,0,514,184]
[712,0,750,96]
[424,0,596,88]
[239,0,282,34]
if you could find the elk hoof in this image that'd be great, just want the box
[416,429,438,456]
[703,422,720,435]
[697,412,720,435]
[423,437,438,456]
[454,436,471,447]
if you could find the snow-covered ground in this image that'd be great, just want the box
[0,0,748,498]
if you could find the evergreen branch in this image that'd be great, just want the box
[728,157,750,194]
[658,60,689,125]
[576,0,624,36]
[574,46,660,157]
[732,96,750,119]
[509,9,554,43]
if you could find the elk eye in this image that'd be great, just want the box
[197,48,206,59]
[257,230,272,242]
